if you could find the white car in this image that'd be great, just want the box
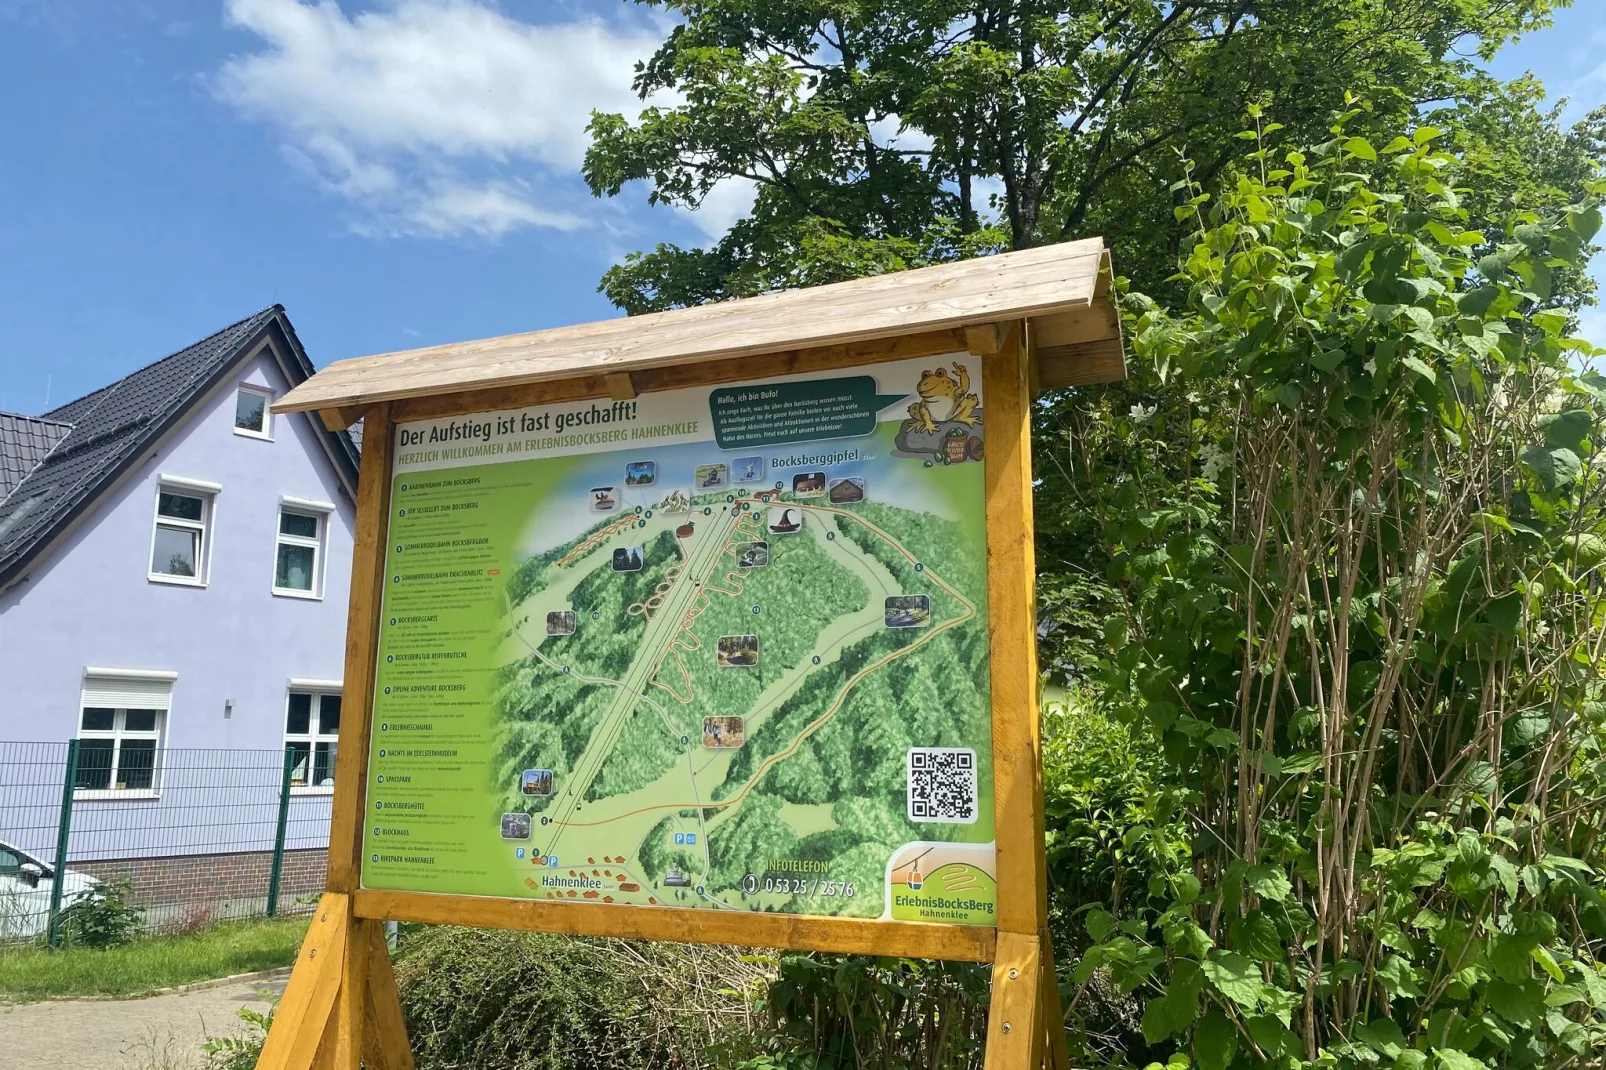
[0,839,101,941]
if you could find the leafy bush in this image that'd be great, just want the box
[202,1002,274,1070]
[392,926,768,1069]
[1041,698,1188,1062]
[58,879,144,948]
[744,952,990,1069]
[1062,105,1606,1069]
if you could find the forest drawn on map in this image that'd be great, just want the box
[490,474,992,919]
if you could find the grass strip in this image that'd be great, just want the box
[0,916,308,1002]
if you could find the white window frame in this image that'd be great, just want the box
[75,669,175,800]
[272,497,335,600]
[233,384,273,440]
[285,682,342,795]
[148,476,220,588]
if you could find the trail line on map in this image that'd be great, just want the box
[556,515,636,566]
[557,502,976,830]
[519,642,681,740]
[537,502,745,845]
[649,511,765,704]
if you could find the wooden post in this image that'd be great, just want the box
[327,404,394,894]
[981,325,1065,1069]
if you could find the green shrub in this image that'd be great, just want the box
[392,926,767,1069]
[1041,697,1187,1063]
[1063,107,1606,1069]
[201,1002,274,1070]
[58,880,144,948]
[747,952,990,1069]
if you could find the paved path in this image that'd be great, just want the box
[0,972,288,1070]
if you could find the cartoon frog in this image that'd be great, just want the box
[906,362,980,434]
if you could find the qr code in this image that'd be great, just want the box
[907,748,978,824]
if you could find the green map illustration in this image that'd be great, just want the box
[363,359,996,924]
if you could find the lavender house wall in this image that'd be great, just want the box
[0,338,355,861]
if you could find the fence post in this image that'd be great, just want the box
[267,746,295,918]
[46,739,80,949]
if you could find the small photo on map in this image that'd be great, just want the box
[766,506,803,535]
[732,456,766,483]
[520,769,554,796]
[793,471,827,498]
[500,812,532,839]
[545,610,576,636]
[625,460,657,486]
[695,463,728,490]
[589,486,620,513]
[885,594,931,629]
[659,488,691,513]
[828,477,867,505]
[717,635,760,668]
[703,715,746,748]
[738,540,769,568]
[613,545,645,572]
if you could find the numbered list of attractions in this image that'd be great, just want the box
[364,468,513,885]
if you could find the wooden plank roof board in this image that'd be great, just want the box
[275,238,1122,422]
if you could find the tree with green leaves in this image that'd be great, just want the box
[584,0,1580,312]
[1065,108,1606,1068]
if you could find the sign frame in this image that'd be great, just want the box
[256,244,1123,1070]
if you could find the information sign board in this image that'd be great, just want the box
[364,355,996,925]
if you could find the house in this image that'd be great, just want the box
[0,307,359,909]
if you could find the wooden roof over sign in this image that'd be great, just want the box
[275,237,1124,428]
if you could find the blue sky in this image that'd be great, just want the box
[0,0,1601,414]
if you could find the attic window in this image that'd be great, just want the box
[234,386,272,439]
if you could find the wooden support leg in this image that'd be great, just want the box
[1041,931,1071,1070]
[984,930,1043,1070]
[255,894,414,1070]
[257,895,349,1070]
[335,916,373,1069]
[363,922,416,1070]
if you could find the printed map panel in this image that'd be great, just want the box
[363,355,995,924]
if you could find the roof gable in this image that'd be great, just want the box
[0,307,359,588]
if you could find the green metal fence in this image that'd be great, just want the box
[0,742,329,947]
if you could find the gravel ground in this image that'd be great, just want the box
[0,971,288,1070]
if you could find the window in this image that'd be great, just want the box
[149,478,218,585]
[275,509,323,595]
[285,690,340,790]
[234,387,272,439]
[77,708,163,792]
[75,670,173,796]
[273,497,335,598]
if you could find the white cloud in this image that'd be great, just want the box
[216,0,662,239]
[403,181,584,238]
[971,176,1007,218]
[687,178,757,241]
[867,113,933,155]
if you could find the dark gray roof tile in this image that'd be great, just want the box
[0,414,73,499]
